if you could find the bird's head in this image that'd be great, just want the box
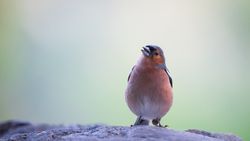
[141,45,165,65]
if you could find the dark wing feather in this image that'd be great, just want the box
[164,68,173,88]
[127,66,135,82]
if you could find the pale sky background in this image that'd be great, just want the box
[0,0,249,140]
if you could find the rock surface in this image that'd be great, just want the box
[0,120,242,141]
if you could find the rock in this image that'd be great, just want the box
[0,120,242,141]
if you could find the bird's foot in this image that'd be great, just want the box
[152,118,168,128]
[132,116,149,126]
[158,123,168,128]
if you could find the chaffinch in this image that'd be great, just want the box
[125,45,173,127]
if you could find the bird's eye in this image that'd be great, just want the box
[154,52,159,56]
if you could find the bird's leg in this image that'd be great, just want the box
[152,118,159,126]
[130,116,141,126]
[152,118,168,128]
[132,116,149,126]
[140,119,149,125]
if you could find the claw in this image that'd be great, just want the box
[152,118,169,128]
[158,124,168,128]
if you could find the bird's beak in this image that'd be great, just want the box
[141,46,151,57]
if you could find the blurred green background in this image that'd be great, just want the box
[0,0,249,140]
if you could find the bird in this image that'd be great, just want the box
[125,45,173,127]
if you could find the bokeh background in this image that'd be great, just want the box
[0,0,249,140]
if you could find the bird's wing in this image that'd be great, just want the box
[158,64,173,88]
[164,68,173,88]
[127,66,135,82]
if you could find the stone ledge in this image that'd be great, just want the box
[0,120,242,141]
